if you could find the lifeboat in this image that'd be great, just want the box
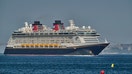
[49,44,54,47]
[52,44,56,47]
[21,44,26,47]
[30,44,34,47]
[26,44,30,47]
[34,44,39,47]
[39,44,43,47]
[45,44,49,47]
[42,44,46,47]
[54,44,60,47]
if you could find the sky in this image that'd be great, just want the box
[0,0,132,44]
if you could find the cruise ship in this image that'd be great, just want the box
[4,20,109,55]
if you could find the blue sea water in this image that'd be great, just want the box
[0,54,132,74]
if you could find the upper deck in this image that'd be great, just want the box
[12,20,100,37]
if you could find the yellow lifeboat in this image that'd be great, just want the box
[45,44,49,47]
[34,44,39,47]
[42,44,45,47]
[53,44,57,47]
[49,44,53,47]
[54,44,60,47]
[30,44,34,47]
[26,44,30,47]
[52,44,56,47]
[21,44,26,47]
[39,44,43,47]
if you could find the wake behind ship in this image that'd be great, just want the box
[4,20,109,55]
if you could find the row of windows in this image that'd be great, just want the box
[13,32,75,36]
[12,37,71,39]
[77,32,96,35]
[14,39,73,44]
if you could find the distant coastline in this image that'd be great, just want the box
[102,44,132,54]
